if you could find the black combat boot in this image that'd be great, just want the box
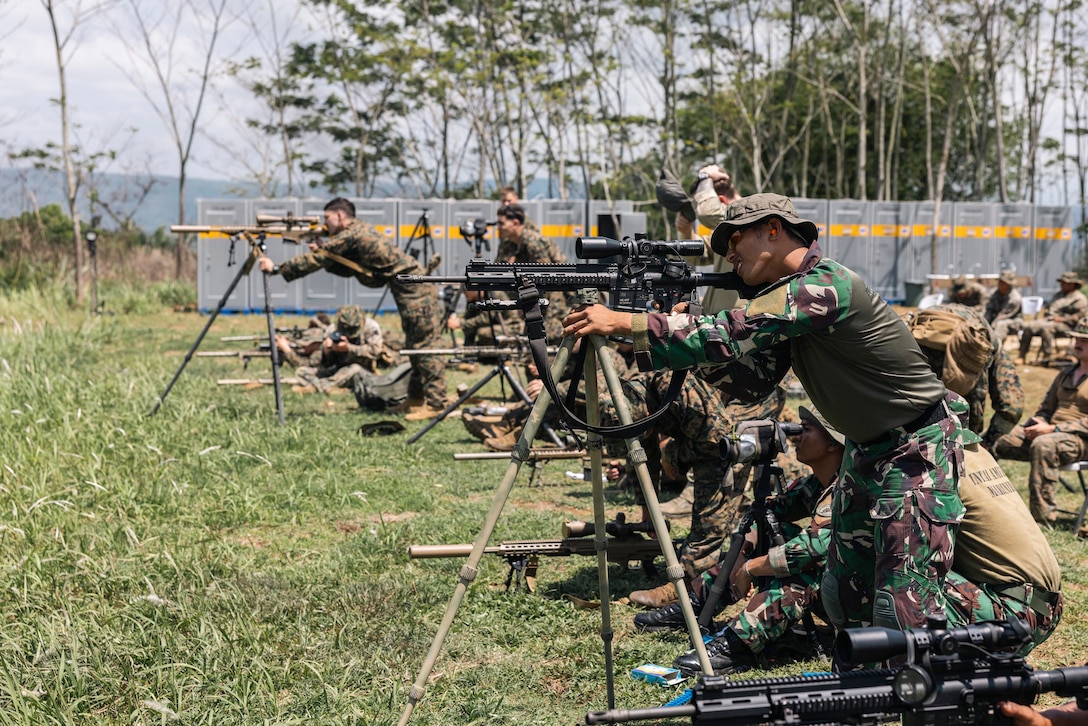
[672,628,755,677]
[633,587,705,632]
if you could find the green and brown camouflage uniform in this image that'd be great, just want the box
[985,286,1023,342]
[274,218,447,408]
[630,241,964,632]
[495,226,570,341]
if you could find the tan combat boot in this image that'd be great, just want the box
[628,582,681,609]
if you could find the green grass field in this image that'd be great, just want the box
[1,284,1087,725]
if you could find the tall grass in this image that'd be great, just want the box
[0,285,1085,724]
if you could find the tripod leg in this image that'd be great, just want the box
[699,517,755,631]
[261,271,285,425]
[498,363,566,447]
[150,255,250,417]
[397,337,575,726]
[590,334,715,677]
[583,343,616,708]
[405,364,506,444]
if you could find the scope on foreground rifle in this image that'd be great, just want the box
[410,517,672,591]
[586,618,1088,726]
[400,235,743,313]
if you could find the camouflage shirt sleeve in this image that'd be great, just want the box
[637,252,846,399]
[766,474,833,576]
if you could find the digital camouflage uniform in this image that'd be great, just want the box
[1018,285,1088,360]
[994,363,1088,522]
[985,286,1023,343]
[630,240,963,632]
[495,227,570,341]
[910,303,1024,447]
[274,218,447,408]
[695,472,832,655]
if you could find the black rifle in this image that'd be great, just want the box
[585,618,1088,725]
[399,236,756,439]
[402,236,754,314]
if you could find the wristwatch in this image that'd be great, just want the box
[697,171,711,181]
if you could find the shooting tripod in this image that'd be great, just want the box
[372,211,436,317]
[149,233,286,425]
[397,289,714,725]
[696,454,827,661]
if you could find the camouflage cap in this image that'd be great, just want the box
[798,405,846,446]
[335,304,364,335]
[951,275,969,288]
[710,193,819,255]
[998,270,1016,284]
[1057,271,1083,285]
[1069,318,1088,339]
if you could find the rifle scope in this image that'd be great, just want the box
[577,236,706,260]
[836,618,1033,665]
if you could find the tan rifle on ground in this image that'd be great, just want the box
[408,514,670,592]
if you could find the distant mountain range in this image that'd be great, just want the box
[0,167,298,232]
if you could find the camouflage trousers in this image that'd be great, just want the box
[993,427,1087,522]
[297,363,364,391]
[613,373,790,579]
[1019,319,1072,359]
[822,400,965,632]
[390,281,447,409]
[718,571,823,656]
[943,572,1063,655]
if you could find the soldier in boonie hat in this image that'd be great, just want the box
[798,405,845,446]
[1057,271,1083,286]
[709,193,819,256]
[999,270,1016,285]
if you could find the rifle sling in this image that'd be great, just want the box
[518,279,684,438]
[314,247,368,276]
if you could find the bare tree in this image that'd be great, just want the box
[39,0,114,303]
[113,0,233,278]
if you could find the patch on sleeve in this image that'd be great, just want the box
[745,284,789,317]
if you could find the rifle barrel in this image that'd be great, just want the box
[453,450,586,461]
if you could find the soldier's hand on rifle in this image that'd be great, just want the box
[563,305,633,339]
[999,700,1085,725]
[274,334,293,354]
[525,378,544,401]
[258,255,276,273]
[324,337,350,354]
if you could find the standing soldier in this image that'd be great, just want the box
[1019,271,1088,363]
[258,198,447,421]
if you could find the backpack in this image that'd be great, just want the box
[352,361,413,411]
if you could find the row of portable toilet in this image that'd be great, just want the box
[196,197,1081,314]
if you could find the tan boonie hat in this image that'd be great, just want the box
[798,405,846,446]
[710,193,819,255]
[999,270,1016,284]
[1057,271,1082,285]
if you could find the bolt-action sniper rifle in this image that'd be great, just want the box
[585,617,1088,726]
[398,236,757,438]
[409,514,672,592]
[171,213,326,244]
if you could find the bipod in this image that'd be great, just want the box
[697,459,827,663]
[405,353,567,447]
[149,233,285,425]
[372,210,435,318]
[396,289,713,726]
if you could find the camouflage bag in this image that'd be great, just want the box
[352,361,413,411]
